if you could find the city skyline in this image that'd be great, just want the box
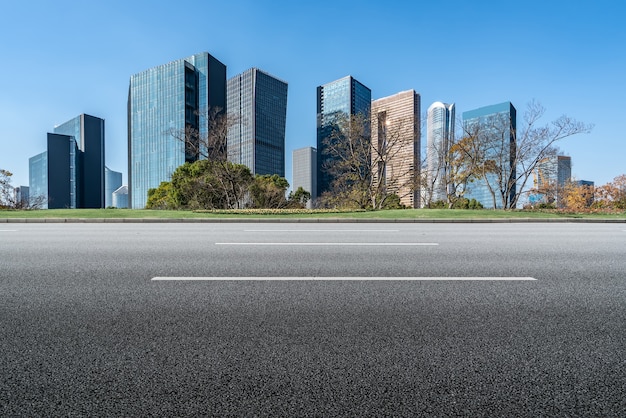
[1,1,624,193]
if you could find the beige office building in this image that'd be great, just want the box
[371,90,421,208]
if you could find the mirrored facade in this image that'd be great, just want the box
[128,52,226,208]
[316,76,371,197]
[227,68,288,177]
[462,102,517,209]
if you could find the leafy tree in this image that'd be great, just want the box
[594,175,626,210]
[147,160,253,210]
[249,174,289,209]
[561,181,595,211]
[287,187,311,208]
[147,181,176,209]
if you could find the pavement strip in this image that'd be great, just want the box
[215,242,438,246]
[152,277,537,281]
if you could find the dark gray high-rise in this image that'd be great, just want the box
[227,68,288,177]
[29,114,105,209]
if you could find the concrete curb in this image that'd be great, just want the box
[1,217,625,223]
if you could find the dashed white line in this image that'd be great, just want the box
[152,277,537,281]
[215,242,438,246]
[244,229,400,233]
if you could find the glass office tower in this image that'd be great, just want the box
[427,102,455,204]
[227,68,288,176]
[28,151,48,209]
[53,114,105,208]
[316,76,371,197]
[462,102,517,209]
[128,52,226,208]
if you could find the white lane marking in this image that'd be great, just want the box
[0,229,18,232]
[215,242,438,246]
[152,277,537,281]
[244,229,400,233]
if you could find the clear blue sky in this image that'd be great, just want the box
[1,0,624,190]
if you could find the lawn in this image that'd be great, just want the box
[1,208,625,221]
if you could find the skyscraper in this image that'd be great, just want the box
[128,52,226,209]
[427,102,455,204]
[371,90,421,208]
[292,147,317,208]
[462,102,517,209]
[53,114,105,208]
[227,68,288,177]
[316,76,371,198]
[28,114,105,209]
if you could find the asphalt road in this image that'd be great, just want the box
[1,223,625,416]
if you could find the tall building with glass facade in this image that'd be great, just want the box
[105,166,122,208]
[227,68,288,177]
[462,102,517,209]
[371,90,421,208]
[316,76,371,197]
[29,151,48,209]
[53,114,105,208]
[128,52,226,208]
[427,102,455,204]
[292,147,317,208]
[28,114,105,209]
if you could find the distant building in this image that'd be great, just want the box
[462,102,517,209]
[53,114,105,208]
[227,68,288,177]
[531,155,571,206]
[316,75,371,198]
[371,90,421,208]
[128,52,227,209]
[426,102,455,204]
[29,114,105,209]
[105,167,122,208]
[292,147,317,208]
[112,185,129,209]
[14,186,29,207]
[29,151,47,209]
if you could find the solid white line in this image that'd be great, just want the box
[0,230,17,232]
[215,242,438,246]
[152,277,537,281]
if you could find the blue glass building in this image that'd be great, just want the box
[462,102,517,209]
[128,52,226,209]
[28,114,105,209]
[316,76,371,197]
[227,68,288,177]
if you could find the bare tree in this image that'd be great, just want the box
[371,113,420,209]
[454,101,592,209]
[0,169,15,209]
[319,112,372,209]
[167,106,252,209]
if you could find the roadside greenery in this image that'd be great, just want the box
[1,208,624,220]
